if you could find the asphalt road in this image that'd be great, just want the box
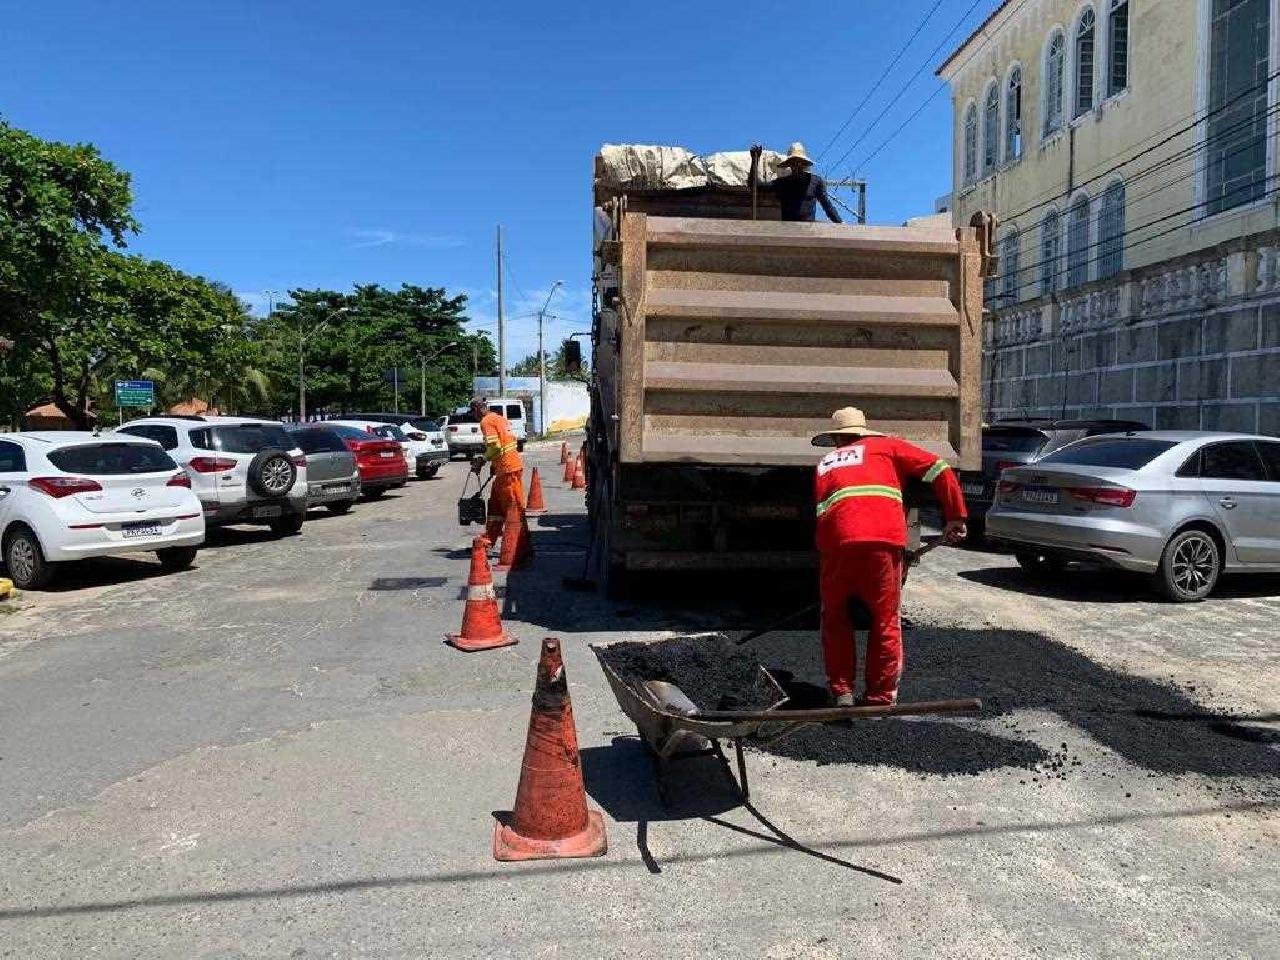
[0,443,1276,959]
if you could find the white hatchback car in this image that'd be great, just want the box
[0,432,205,590]
[116,416,308,535]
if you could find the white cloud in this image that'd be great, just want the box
[346,228,467,250]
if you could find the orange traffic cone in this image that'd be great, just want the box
[525,467,547,516]
[493,638,607,861]
[495,501,533,572]
[571,455,586,491]
[559,442,569,464]
[445,538,517,652]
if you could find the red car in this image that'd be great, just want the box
[326,424,407,498]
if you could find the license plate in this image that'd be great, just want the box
[121,522,162,539]
[961,483,985,497]
[1020,486,1060,505]
[379,451,396,458]
[252,504,283,518]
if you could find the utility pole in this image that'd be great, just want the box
[420,355,426,416]
[537,281,563,437]
[392,367,400,414]
[297,312,306,422]
[496,225,506,397]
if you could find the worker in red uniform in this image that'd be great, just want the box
[470,398,524,544]
[812,407,967,707]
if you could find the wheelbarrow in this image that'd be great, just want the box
[597,656,981,803]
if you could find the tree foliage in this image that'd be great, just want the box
[509,341,590,380]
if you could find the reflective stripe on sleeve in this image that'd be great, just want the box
[922,460,950,483]
[815,484,903,516]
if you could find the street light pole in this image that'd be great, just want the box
[298,305,349,422]
[536,281,563,437]
[415,340,462,417]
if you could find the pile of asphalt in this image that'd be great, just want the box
[595,627,1280,792]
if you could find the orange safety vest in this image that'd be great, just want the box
[480,411,522,475]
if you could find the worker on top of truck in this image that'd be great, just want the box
[812,407,966,707]
[749,142,842,223]
[470,397,524,544]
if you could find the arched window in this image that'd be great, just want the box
[1098,181,1125,278]
[1108,0,1129,96]
[1040,210,1061,296]
[1000,230,1021,304]
[1066,194,1091,287]
[1005,66,1023,162]
[983,82,1000,172]
[963,103,978,184]
[1075,8,1097,116]
[1044,31,1065,136]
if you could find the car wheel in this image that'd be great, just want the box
[1014,550,1064,577]
[326,500,355,515]
[1154,528,1220,602]
[416,465,439,480]
[4,526,53,590]
[364,487,385,500]
[156,546,198,571]
[269,513,305,537]
[247,448,297,499]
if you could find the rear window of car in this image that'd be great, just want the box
[451,410,479,424]
[291,428,348,454]
[1038,437,1177,469]
[494,404,522,420]
[119,424,179,450]
[47,442,177,475]
[326,424,371,441]
[983,428,1047,454]
[371,424,407,441]
[409,418,442,432]
[211,424,294,453]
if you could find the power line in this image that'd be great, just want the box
[823,0,995,177]
[814,0,948,164]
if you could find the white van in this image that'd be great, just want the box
[487,398,528,451]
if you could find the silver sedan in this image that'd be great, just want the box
[986,431,1280,602]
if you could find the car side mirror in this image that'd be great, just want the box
[563,339,583,375]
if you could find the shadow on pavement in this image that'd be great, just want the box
[11,556,177,593]
[958,564,1280,602]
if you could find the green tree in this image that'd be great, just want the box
[509,341,589,380]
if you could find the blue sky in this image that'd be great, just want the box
[3,1,992,366]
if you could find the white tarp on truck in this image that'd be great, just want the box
[595,143,786,193]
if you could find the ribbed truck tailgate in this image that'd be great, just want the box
[613,214,984,471]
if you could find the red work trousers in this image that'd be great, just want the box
[819,542,904,703]
[485,470,526,544]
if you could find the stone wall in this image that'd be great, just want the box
[983,232,1280,436]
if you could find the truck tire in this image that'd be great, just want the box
[247,448,296,499]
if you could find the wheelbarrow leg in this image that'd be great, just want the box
[734,738,750,801]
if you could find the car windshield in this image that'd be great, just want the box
[1038,437,1177,469]
[983,429,1047,454]
[212,423,294,453]
[47,442,177,475]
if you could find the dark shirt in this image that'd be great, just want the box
[760,170,843,223]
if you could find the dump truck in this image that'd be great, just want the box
[583,144,993,589]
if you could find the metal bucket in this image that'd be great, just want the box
[458,493,487,527]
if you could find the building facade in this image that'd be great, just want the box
[938,0,1280,433]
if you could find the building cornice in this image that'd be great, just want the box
[937,0,1018,81]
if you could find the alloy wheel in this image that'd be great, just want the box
[262,457,292,494]
[7,537,34,584]
[1170,534,1216,597]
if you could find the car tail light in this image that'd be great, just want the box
[189,456,238,473]
[291,455,306,467]
[448,425,458,433]
[996,460,1019,473]
[30,476,103,498]
[996,479,1020,496]
[167,473,192,488]
[1068,486,1137,508]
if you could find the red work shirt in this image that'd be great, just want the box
[814,435,967,551]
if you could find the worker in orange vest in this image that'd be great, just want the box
[470,398,525,544]
[812,407,967,707]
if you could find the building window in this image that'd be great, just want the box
[1206,0,1270,216]
[983,83,1000,172]
[1108,0,1129,96]
[1098,181,1125,278]
[1005,66,1023,162]
[1075,8,1096,117]
[963,103,978,184]
[1040,210,1061,296]
[1066,194,1091,287]
[1000,230,1021,305]
[1044,31,1065,136]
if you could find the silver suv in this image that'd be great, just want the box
[116,416,308,535]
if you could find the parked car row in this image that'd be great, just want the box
[973,426,1280,603]
[0,413,443,591]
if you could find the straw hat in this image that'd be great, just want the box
[812,407,884,446]
[778,142,813,168]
